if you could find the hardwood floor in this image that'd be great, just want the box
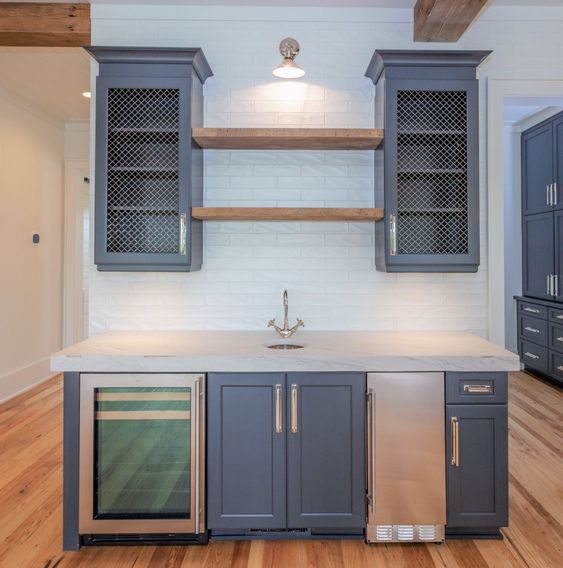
[0,371,561,568]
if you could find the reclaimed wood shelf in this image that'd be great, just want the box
[192,128,384,150]
[191,207,384,222]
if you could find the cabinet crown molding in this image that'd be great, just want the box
[365,49,492,84]
[84,46,213,83]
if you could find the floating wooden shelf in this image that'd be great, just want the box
[192,128,384,150]
[191,207,384,222]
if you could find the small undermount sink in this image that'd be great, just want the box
[266,342,305,350]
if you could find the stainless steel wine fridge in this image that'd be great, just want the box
[78,373,205,539]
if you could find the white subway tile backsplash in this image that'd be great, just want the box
[87,7,551,338]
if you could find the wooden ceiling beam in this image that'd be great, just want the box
[0,3,90,47]
[414,0,489,42]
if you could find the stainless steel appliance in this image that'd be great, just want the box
[79,373,205,537]
[366,372,446,543]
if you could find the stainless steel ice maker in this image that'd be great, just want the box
[366,372,446,543]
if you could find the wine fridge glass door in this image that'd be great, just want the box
[79,373,203,534]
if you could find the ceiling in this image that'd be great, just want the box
[0,47,90,122]
[6,0,560,5]
[504,97,563,124]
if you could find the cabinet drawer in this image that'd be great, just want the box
[549,352,563,383]
[549,322,563,354]
[518,300,548,320]
[519,339,548,371]
[549,307,563,323]
[518,315,548,345]
[446,373,507,404]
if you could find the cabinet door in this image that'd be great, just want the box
[556,210,563,303]
[554,115,563,211]
[207,373,286,529]
[522,123,554,215]
[94,76,192,270]
[446,405,508,528]
[286,373,365,528]
[522,212,554,300]
[383,79,479,272]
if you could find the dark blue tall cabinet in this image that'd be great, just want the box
[86,47,212,272]
[517,110,563,386]
[365,50,490,273]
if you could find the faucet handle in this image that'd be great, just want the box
[267,318,276,328]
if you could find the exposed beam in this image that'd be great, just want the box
[0,3,90,47]
[414,0,489,42]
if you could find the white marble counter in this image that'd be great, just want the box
[50,330,520,373]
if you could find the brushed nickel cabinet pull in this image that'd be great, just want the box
[548,274,552,296]
[389,214,397,256]
[557,336,563,343]
[555,275,560,297]
[275,384,283,433]
[554,182,559,205]
[558,365,563,372]
[180,212,187,255]
[524,351,540,360]
[366,391,375,513]
[463,384,492,394]
[451,417,459,467]
[524,326,540,334]
[290,384,298,434]
[547,184,551,206]
[194,378,201,534]
[523,307,540,314]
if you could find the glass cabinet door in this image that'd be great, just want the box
[79,374,203,534]
[94,387,191,519]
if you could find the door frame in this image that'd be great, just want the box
[487,79,563,347]
[63,159,90,347]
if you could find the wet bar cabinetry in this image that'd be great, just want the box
[87,47,212,271]
[365,50,490,272]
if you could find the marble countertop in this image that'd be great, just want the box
[50,330,520,373]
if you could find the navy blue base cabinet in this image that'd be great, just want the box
[86,47,212,272]
[365,50,490,273]
[445,373,508,539]
[207,372,366,538]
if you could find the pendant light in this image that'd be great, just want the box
[273,38,305,79]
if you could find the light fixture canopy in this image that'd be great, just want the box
[273,37,305,79]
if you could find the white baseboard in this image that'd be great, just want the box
[0,358,57,404]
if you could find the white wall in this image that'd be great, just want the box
[503,124,522,353]
[0,95,64,401]
[88,3,563,338]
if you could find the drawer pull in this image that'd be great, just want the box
[523,307,540,314]
[558,366,563,372]
[524,351,540,360]
[463,384,492,394]
[556,314,563,320]
[524,326,540,334]
[557,336,563,343]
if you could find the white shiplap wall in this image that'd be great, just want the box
[87,3,563,337]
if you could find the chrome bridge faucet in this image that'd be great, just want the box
[268,290,304,339]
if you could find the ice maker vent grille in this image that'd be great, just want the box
[369,524,444,543]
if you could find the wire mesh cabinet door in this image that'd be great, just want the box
[383,78,480,272]
[94,76,193,271]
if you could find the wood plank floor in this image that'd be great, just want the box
[0,371,561,568]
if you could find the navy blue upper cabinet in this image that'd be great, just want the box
[522,213,555,300]
[366,50,490,273]
[522,122,554,215]
[554,114,563,211]
[86,47,212,272]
